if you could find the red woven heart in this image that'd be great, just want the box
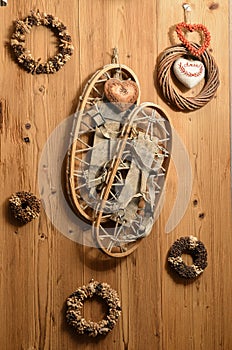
[176,22,211,57]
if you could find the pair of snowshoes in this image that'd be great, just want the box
[66,56,172,257]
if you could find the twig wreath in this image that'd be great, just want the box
[168,236,208,279]
[66,280,121,337]
[9,191,40,224]
[10,11,74,74]
[157,22,219,111]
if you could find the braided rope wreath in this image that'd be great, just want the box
[66,280,121,337]
[157,43,219,111]
[10,11,74,74]
[168,236,208,279]
[9,191,40,224]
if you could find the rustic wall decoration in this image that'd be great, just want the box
[66,280,121,337]
[66,51,172,258]
[167,236,208,279]
[9,191,40,224]
[0,1,231,349]
[11,10,74,74]
[157,43,219,110]
[157,5,219,111]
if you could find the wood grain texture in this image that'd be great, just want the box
[0,1,231,349]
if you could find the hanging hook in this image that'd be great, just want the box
[182,3,192,23]
[112,47,119,64]
[112,47,122,79]
[0,0,7,5]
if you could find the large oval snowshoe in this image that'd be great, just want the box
[66,62,141,222]
[93,102,172,257]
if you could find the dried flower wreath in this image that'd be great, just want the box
[168,236,207,279]
[66,280,121,337]
[11,11,74,74]
[9,191,40,224]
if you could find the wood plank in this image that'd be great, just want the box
[0,1,231,349]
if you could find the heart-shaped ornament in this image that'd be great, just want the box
[173,58,205,89]
[176,22,211,57]
[104,78,139,111]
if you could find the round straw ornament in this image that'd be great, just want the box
[157,43,219,111]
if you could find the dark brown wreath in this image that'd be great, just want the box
[10,11,74,74]
[66,280,121,337]
[9,191,40,224]
[168,236,207,279]
[157,43,219,111]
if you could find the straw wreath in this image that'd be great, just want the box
[157,43,219,111]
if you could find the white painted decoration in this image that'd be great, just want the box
[173,58,205,89]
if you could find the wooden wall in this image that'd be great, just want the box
[0,1,231,349]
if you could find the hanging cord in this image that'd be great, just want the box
[182,3,192,41]
[182,3,192,24]
[112,47,122,79]
[112,47,119,64]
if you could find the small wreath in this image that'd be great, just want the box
[66,280,121,337]
[9,191,41,224]
[168,236,207,279]
[10,11,74,74]
[157,43,219,111]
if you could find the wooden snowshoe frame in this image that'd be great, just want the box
[66,63,141,222]
[94,102,172,257]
